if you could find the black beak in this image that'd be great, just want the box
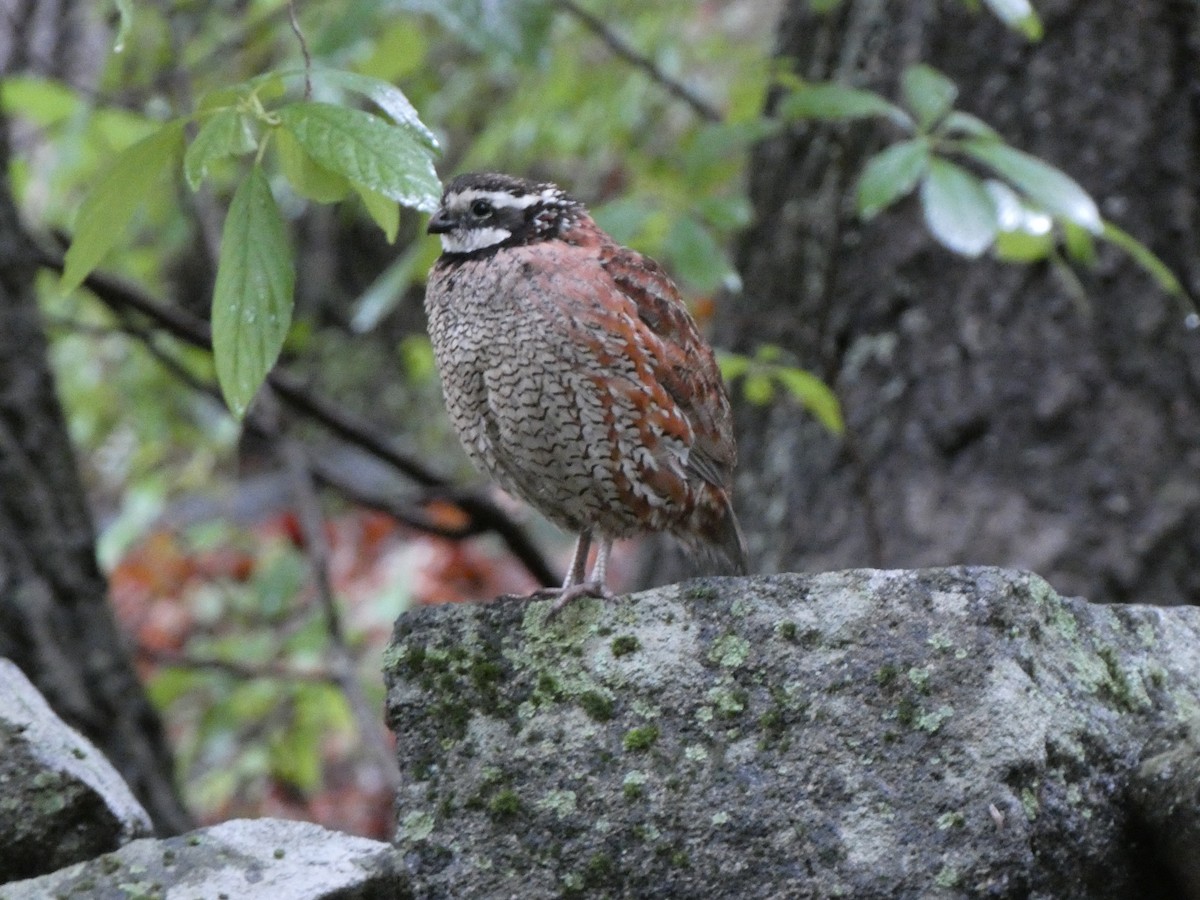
[427,208,456,234]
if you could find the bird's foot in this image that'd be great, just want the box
[546,581,618,618]
[494,583,617,612]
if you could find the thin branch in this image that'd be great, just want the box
[287,0,313,100]
[555,0,722,123]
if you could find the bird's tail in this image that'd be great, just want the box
[686,491,748,576]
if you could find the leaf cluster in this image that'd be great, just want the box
[58,67,441,418]
[778,63,1184,300]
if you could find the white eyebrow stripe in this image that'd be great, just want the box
[449,187,566,210]
[452,188,541,210]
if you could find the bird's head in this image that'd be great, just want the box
[427,172,585,256]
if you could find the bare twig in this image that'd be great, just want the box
[287,0,313,100]
[555,0,722,123]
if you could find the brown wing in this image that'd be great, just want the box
[598,243,737,490]
[509,230,746,569]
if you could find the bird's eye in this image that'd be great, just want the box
[470,199,494,217]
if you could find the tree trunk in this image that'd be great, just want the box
[721,0,1200,606]
[0,117,192,834]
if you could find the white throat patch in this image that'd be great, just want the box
[439,225,513,254]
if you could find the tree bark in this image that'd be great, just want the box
[720,0,1200,606]
[0,116,192,833]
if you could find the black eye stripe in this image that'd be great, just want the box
[471,199,494,216]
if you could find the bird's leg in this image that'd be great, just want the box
[587,537,613,589]
[524,529,592,601]
[548,535,617,617]
[563,528,593,590]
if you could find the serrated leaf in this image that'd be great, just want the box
[901,65,958,130]
[981,0,1043,40]
[1101,221,1185,297]
[961,139,1101,233]
[275,128,352,203]
[276,102,440,212]
[311,69,439,150]
[856,139,929,220]
[778,83,912,129]
[920,158,997,257]
[184,109,257,190]
[774,367,844,435]
[61,120,185,294]
[355,183,400,242]
[212,166,295,418]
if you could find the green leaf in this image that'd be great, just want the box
[920,158,997,257]
[937,110,999,140]
[591,197,654,246]
[856,139,929,220]
[981,0,1044,40]
[112,0,133,53]
[61,120,185,294]
[743,373,775,406]
[355,184,400,242]
[663,216,731,293]
[994,229,1053,262]
[184,109,257,191]
[1101,221,1185,298]
[310,68,439,150]
[774,367,844,435]
[778,83,912,129]
[715,351,751,382]
[212,166,295,418]
[276,102,440,212]
[275,128,352,203]
[399,334,438,381]
[0,76,81,126]
[987,180,1053,261]
[1061,220,1096,266]
[961,139,1102,233]
[901,65,958,130]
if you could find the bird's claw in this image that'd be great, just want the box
[546,581,618,619]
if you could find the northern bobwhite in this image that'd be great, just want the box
[424,172,746,611]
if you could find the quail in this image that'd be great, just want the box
[424,172,746,612]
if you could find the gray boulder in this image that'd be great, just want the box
[384,567,1200,899]
[0,818,407,899]
[0,657,152,881]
